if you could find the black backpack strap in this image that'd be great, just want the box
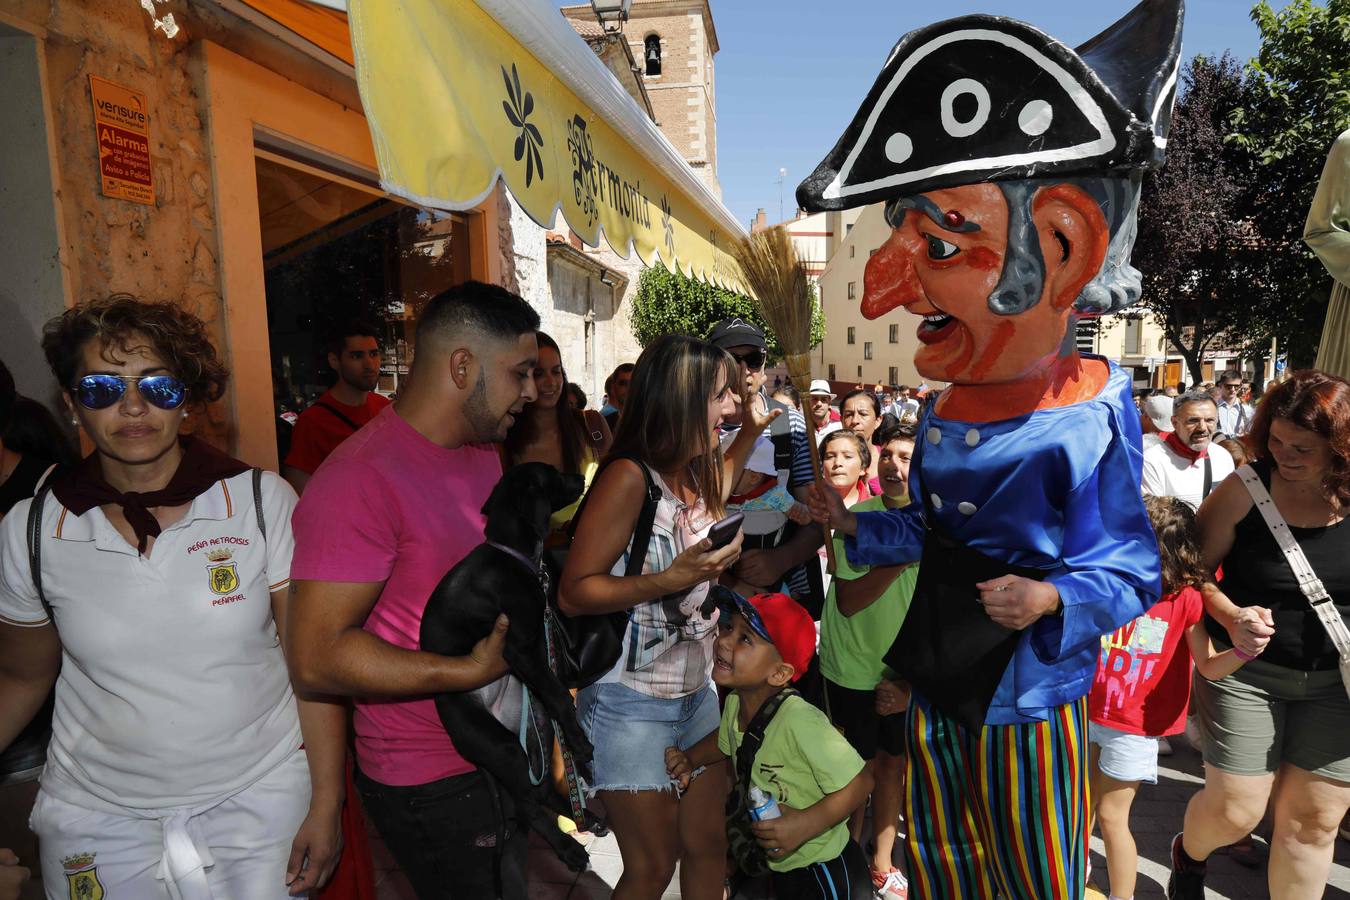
[564,454,662,577]
[1202,455,1213,500]
[26,484,54,625]
[735,687,797,789]
[314,401,362,433]
[253,467,267,542]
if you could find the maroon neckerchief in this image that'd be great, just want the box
[1162,430,1208,465]
[51,436,249,554]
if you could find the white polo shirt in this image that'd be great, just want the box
[0,470,301,810]
[1140,438,1235,511]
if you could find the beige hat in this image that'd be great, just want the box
[807,379,836,399]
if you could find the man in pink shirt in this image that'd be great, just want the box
[288,281,540,898]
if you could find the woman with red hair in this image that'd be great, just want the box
[1170,370,1350,900]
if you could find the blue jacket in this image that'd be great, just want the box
[845,359,1161,724]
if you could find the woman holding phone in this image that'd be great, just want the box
[560,334,775,900]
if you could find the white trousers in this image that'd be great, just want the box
[32,749,310,900]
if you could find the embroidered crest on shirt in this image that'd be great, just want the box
[206,546,240,595]
[62,852,104,900]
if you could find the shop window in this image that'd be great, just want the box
[847,326,855,344]
[889,324,898,343]
[864,341,873,360]
[255,155,470,459]
[645,35,662,76]
[828,363,836,381]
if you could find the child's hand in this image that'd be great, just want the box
[875,678,910,716]
[665,746,694,790]
[787,502,813,525]
[751,804,813,859]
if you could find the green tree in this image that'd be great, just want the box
[1228,0,1350,367]
[1133,53,1264,384]
[629,262,825,358]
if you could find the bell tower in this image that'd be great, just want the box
[625,0,720,197]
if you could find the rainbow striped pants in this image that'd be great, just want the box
[903,695,1089,900]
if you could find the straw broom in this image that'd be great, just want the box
[731,226,837,574]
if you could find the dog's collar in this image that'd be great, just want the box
[487,540,543,581]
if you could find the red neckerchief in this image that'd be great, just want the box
[1162,431,1208,464]
[51,436,249,554]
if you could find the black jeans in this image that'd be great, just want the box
[354,766,528,900]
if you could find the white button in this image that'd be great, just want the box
[958,501,978,515]
[927,427,941,445]
[930,493,944,510]
[965,428,980,447]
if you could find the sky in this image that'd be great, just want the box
[711,0,1265,229]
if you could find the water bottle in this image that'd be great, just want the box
[748,786,781,821]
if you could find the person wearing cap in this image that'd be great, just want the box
[807,381,842,443]
[1141,392,1174,438]
[666,589,873,900]
[1141,390,1235,512]
[797,1,1175,895]
[708,318,828,615]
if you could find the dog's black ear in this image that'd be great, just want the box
[552,472,586,510]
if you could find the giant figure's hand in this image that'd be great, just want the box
[807,482,856,536]
[976,575,1060,630]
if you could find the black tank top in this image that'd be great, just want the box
[1208,458,1350,671]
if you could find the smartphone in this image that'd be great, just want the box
[705,512,745,551]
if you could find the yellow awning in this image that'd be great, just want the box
[347,0,746,290]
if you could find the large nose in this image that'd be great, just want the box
[521,374,538,403]
[119,379,149,415]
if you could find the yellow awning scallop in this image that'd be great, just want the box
[347,0,746,291]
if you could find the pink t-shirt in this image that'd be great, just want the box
[290,405,502,786]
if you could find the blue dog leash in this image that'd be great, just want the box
[486,541,589,826]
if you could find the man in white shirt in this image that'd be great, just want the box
[1215,369,1253,437]
[1140,391,1235,511]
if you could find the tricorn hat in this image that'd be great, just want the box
[797,0,1184,211]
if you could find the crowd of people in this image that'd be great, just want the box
[0,284,1347,900]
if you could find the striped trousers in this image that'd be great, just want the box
[903,695,1089,900]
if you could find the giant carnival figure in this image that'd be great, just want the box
[801,1,1179,897]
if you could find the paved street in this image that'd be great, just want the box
[368,737,1350,899]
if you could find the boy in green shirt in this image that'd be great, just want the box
[666,590,874,899]
[820,421,918,898]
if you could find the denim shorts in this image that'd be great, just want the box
[1088,720,1159,784]
[576,680,720,793]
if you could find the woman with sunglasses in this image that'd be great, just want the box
[0,295,344,899]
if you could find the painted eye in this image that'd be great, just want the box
[925,234,960,260]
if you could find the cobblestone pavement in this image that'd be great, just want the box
[372,739,1350,898]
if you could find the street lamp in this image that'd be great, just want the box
[591,0,632,34]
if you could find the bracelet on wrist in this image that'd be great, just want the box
[1232,646,1256,662]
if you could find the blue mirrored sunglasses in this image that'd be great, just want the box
[73,374,188,411]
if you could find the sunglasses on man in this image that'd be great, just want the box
[728,349,766,370]
[72,374,189,410]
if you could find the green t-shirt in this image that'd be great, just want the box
[820,494,919,690]
[718,692,864,872]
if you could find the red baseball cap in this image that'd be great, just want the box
[713,588,816,681]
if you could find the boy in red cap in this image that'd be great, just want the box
[667,589,875,899]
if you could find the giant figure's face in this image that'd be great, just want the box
[861,182,1107,386]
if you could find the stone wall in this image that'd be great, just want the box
[6,0,229,444]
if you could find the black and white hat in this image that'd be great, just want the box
[797,0,1184,211]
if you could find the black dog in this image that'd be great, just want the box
[420,462,596,875]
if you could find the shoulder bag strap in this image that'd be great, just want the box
[581,410,606,448]
[625,460,661,578]
[1202,455,1213,499]
[253,467,267,542]
[26,484,54,625]
[734,687,797,788]
[314,401,362,433]
[1236,465,1350,662]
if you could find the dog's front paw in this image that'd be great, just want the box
[556,831,592,873]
